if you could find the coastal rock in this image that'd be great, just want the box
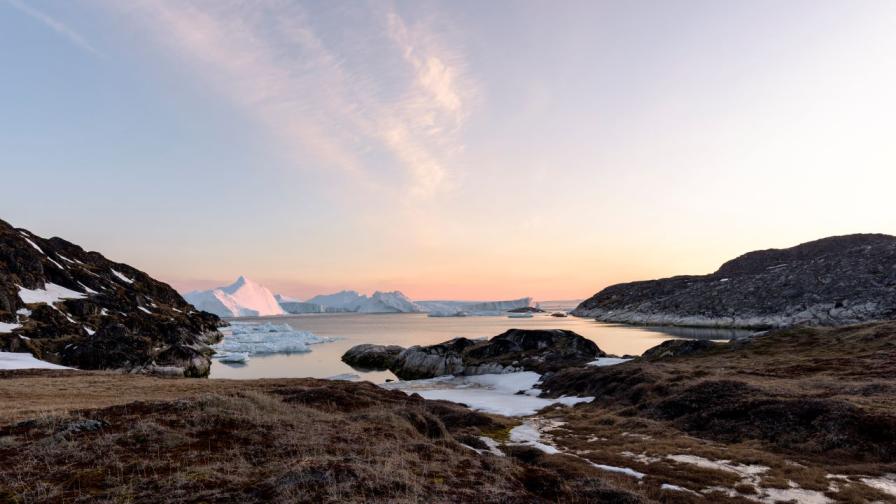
[0,218,223,376]
[640,339,717,360]
[349,329,604,380]
[341,344,404,370]
[572,234,896,329]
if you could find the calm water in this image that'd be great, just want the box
[209,313,749,381]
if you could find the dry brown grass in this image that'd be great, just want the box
[0,372,653,503]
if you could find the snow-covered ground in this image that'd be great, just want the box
[17,283,86,305]
[213,322,333,354]
[0,352,72,370]
[382,371,593,416]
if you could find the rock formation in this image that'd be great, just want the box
[343,328,604,380]
[0,218,223,376]
[572,234,896,329]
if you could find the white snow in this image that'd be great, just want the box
[587,357,633,367]
[660,484,698,494]
[0,352,71,370]
[78,282,99,294]
[111,269,134,284]
[667,454,768,481]
[47,257,66,270]
[0,322,22,333]
[478,436,505,456]
[383,371,593,417]
[17,283,86,305]
[509,422,559,454]
[213,322,332,354]
[83,326,95,336]
[861,475,896,497]
[16,308,31,317]
[22,237,44,254]
[138,306,152,314]
[57,254,77,264]
[184,276,285,317]
[588,463,646,479]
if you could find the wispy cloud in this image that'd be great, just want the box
[6,0,102,56]
[109,1,475,198]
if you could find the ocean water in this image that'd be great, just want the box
[209,313,749,381]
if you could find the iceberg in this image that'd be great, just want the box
[213,322,332,354]
[417,297,534,316]
[184,276,285,318]
[302,290,423,313]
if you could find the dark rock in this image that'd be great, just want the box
[341,344,404,370]
[0,218,223,376]
[382,329,604,380]
[572,234,896,328]
[640,339,718,360]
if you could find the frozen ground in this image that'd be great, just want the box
[382,371,593,416]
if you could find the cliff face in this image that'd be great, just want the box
[572,234,896,329]
[0,219,222,376]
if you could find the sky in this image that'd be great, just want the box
[2,0,895,301]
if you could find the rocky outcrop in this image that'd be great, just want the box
[572,234,896,329]
[639,339,717,360]
[343,329,604,380]
[0,218,223,376]
[341,344,404,370]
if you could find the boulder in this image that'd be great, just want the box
[352,329,605,380]
[640,339,718,360]
[341,344,404,370]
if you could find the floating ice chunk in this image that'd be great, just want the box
[588,357,633,367]
[111,269,134,284]
[17,283,86,304]
[214,322,332,355]
[0,352,71,370]
[326,373,361,381]
[215,352,249,363]
[0,322,22,333]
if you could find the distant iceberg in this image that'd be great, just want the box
[418,298,534,316]
[214,322,332,354]
[185,276,284,318]
[298,290,423,314]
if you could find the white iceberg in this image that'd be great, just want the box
[214,352,250,363]
[214,322,332,354]
[184,276,285,317]
[417,297,534,316]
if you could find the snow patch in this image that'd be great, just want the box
[111,269,134,284]
[588,463,646,479]
[0,352,71,370]
[509,421,559,454]
[861,474,896,497]
[16,308,31,317]
[17,283,86,305]
[383,371,593,417]
[138,307,152,314]
[78,282,99,294]
[0,322,22,333]
[83,326,95,336]
[22,237,44,254]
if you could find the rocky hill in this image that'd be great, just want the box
[572,234,896,328]
[0,219,223,376]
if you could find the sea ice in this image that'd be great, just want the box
[213,322,332,354]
